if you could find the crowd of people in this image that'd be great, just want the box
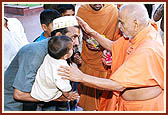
[4,3,165,112]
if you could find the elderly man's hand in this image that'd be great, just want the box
[76,16,95,36]
[58,64,84,82]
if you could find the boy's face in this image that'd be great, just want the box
[42,22,53,38]
[66,42,73,59]
[62,9,75,16]
[46,23,53,37]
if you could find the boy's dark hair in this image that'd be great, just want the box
[40,9,61,26]
[43,4,75,14]
[43,4,57,10]
[56,4,75,14]
[50,25,80,37]
[48,35,72,59]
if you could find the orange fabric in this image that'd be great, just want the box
[77,4,118,110]
[78,61,107,110]
[111,23,164,89]
[99,91,119,111]
[99,30,129,111]
[100,21,164,111]
[77,4,118,72]
[113,28,123,41]
[118,91,164,111]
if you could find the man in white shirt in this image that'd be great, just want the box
[4,17,29,71]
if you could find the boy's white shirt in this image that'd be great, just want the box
[31,54,72,102]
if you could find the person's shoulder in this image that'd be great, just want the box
[105,4,118,9]
[19,39,48,53]
[33,32,47,42]
[77,4,90,13]
[142,39,163,48]
[137,40,164,56]
[7,18,22,26]
[79,4,87,9]
[33,36,40,42]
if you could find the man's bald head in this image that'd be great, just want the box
[118,4,149,39]
[119,4,149,26]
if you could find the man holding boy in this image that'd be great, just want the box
[4,16,80,111]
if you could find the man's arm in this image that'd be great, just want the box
[90,30,113,51]
[14,88,77,102]
[153,4,164,22]
[76,16,113,51]
[81,72,125,91]
[14,89,73,102]
[13,89,40,102]
[58,65,125,92]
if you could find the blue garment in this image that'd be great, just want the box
[70,82,79,111]
[35,32,47,42]
[4,39,49,111]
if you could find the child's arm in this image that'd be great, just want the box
[62,91,79,101]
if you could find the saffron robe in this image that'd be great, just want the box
[99,22,164,111]
[77,4,118,110]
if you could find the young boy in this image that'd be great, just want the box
[31,35,79,109]
[33,9,61,42]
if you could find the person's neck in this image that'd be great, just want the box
[43,32,50,38]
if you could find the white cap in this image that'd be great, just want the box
[52,16,78,31]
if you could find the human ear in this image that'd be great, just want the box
[55,32,63,36]
[41,24,48,31]
[63,54,68,60]
[133,19,139,32]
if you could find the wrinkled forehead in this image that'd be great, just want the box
[118,9,128,22]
